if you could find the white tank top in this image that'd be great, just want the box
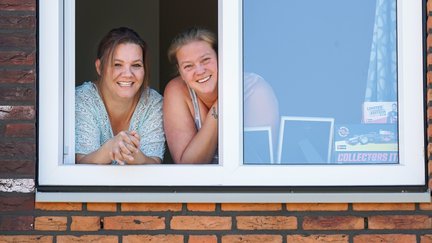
[188,87,218,163]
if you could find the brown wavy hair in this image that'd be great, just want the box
[96,27,150,91]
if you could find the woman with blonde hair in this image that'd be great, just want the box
[163,27,218,164]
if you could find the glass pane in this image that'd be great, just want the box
[243,0,398,165]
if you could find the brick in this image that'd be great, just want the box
[57,235,118,243]
[87,203,117,212]
[429,125,432,139]
[429,160,432,175]
[0,87,35,102]
[0,70,35,84]
[0,194,34,212]
[428,72,432,87]
[0,106,35,120]
[222,235,282,243]
[0,16,35,29]
[34,216,67,231]
[71,216,100,231]
[353,234,416,243]
[121,203,182,212]
[0,235,52,243]
[221,203,281,211]
[286,203,348,211]
[0,33,35,48]
[353,203,415,211]
[187,203,216,211]
[236,216,297,230]
[287,235,348,243]
[429,35,432,51]
[0,142,34,159]
[0,215,33,231]
[429,90,432,104]
[422,234,432,243]
[0,178,34,192]
[103,216,164,230]
[0,51,35,65]
[427,144,432,160]
[35,202,82,211]
[5,123,35,138]
[188,235,217,243]
[420,203,432,210]
[303,216,364,230]
[429,18,432,33]
[0,0,36,11]
[429,145,432,159]
[368,215,431,229]
[171,216,231,230]
[429,133,432,145]
[123,235,183,243]
[0,160,34,176]
[429,1,432,15]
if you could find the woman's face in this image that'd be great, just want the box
[176,41,218,95]
[97,43,144,100]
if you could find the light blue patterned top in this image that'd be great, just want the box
[75,82,165,163]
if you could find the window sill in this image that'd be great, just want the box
[36,189,431,203]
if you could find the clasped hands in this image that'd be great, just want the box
[109,131,140,165]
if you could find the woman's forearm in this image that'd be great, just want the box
[125,150,161,164]
[75,142,113,164]
[176,112,218,164]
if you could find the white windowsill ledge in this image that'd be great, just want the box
[36,190,431,203]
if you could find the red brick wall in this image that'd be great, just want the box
[0,0,431,242]
[0,0,36,238]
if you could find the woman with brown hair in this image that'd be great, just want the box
[75,27,165,165]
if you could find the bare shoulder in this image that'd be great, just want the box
[163,76,191,114]
[164,76,188,98]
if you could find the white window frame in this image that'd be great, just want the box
[37,0,430,202]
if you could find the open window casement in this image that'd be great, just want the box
[37,0,429,202]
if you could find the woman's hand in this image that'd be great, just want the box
[109,131,140,165]
[76,130,160,165]
[110,131,161,165]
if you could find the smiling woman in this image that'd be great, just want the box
[163,27,219,164]
[75,27,165,165]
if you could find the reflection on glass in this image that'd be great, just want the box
[243,0,398,165]
[244,73,279,164]
[244,127,274,164]
[277,117,334,164]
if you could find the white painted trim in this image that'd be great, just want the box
[39,0,63,174]
[38,0,427,194]
[36,190,431,203]
[63,0,75,164]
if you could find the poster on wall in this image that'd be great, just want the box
[333,124,398,164]
[362,102,398,124]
